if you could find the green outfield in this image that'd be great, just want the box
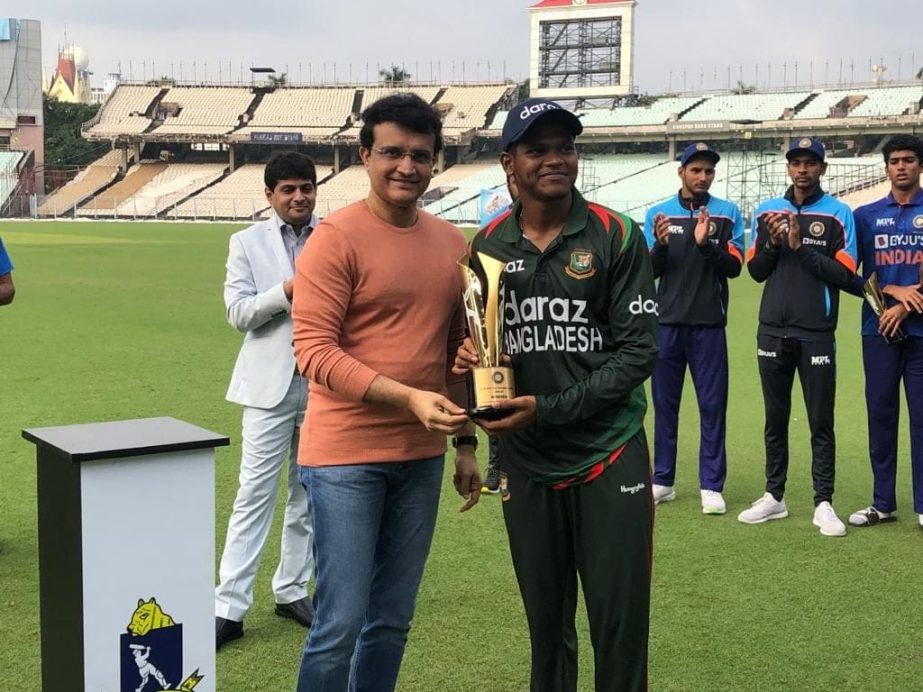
[0,220,918,691]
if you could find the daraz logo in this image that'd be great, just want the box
[520,102,561,119]
[629,295,659,316]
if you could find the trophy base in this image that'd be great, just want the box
[467,405,515,421]
[469,366,516,421]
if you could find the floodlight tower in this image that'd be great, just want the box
[529,0,637,102]
[725,120,773,225]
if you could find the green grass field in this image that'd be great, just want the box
[0,220,919,691]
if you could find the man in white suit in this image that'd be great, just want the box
[215,153,318,650]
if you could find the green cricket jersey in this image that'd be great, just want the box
[469,190,659,484]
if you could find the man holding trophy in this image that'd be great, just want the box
[455,99,659,692]
[849,134,923,529]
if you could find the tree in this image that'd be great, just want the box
[631,93,660,107]
[379,65,410,86]
[517,79,530,101]
[730,80,757,95]
[268,72,288,86]
[43,96,103,167]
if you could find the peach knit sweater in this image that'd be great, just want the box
[292,201,468,465]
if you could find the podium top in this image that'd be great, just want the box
[22,416,230,462]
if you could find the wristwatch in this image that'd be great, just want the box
[452,435,479,449]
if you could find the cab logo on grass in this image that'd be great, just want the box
[566,250,596,279]
[120,597,203,691]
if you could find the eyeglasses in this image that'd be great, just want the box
[370,147,435,166]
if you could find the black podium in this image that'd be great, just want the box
[23,416,229,692]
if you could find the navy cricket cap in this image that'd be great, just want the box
[679,142,720,167]
[787,136,826,162]
[501,98,583,151]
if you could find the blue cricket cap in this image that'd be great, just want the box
[679,142,720,166]
[787,136,826,162]
[502,98,583,151]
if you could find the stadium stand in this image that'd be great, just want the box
[0,151,23,207]
[359,86,441,109]
[792,89,857,119]
[839,179,891,209]
[170,164,269,220]
[577,96,705,127]
[438,85,513,132]
[152,87,255,136]
[76,161,168,216]
[848,86,922,117]
[423,161,508,222]
[83,85,161,136]
[681,92,813,122]
[105,163,228,217]
[581,155,679,219]
[37,150,126,217]
[170,163,334,220]
[234,87,355,140]
[313,165,372,217]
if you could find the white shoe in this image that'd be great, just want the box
[813,501,847,537]
[918,514,923,530]
[652,484,676,505]
[701,489,726,515]
[737,493,788,524]
[847,506,896,527]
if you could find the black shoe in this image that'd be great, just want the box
[481,461,501,494]
[275,596,315,628]
[216,616,243,651]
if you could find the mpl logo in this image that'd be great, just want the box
[811,355,831,366]
[876,218,896,228]
[519,102,560,119]
[629,294,659,316]
[874,235,889,249]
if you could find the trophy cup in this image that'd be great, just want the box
[458,252,516,420]
[863,272,905,343]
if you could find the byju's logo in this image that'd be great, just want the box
[874,235,889,249]
[629,295,659,316]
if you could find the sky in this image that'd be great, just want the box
[28,0,923,94]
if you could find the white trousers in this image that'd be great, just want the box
[215,375,313,621]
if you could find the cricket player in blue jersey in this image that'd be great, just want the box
[643,143,744,515]
[848,134,923,530]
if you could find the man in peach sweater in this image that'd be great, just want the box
[291,93,482,691]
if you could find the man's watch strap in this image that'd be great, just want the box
[452,435,479,449]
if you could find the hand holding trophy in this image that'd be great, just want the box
[457,252,516,420]
[863,272,906,343]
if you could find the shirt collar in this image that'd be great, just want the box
[783,185,825,208]
[676,190,711,211]
[495,189,589,244]
[271,212,317,236]
[885,188,923,207]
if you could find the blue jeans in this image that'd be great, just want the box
[295,456,444,692]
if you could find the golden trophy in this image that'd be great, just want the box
[863,272,905,343]
[458,252,516,419]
